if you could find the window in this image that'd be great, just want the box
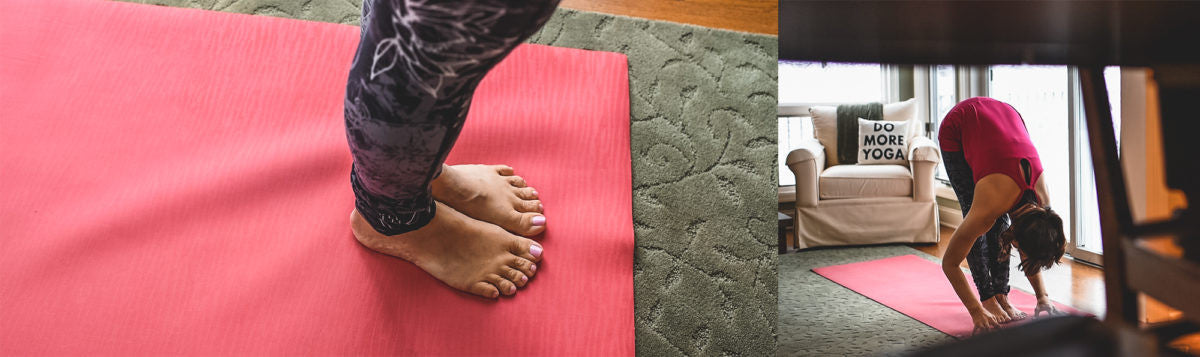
[778,61,887,186]
[930,65,958,182]
[778,61,884,104]
[989,65,1073,240]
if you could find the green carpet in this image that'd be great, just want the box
[778,245,953,356]
[120,1,779,355]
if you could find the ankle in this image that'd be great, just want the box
[429,164,454,193]
[429,165,469,201]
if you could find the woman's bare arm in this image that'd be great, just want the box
[942,210,996,314]
[942,178,1015,313]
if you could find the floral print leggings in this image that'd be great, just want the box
[344,0,560,235]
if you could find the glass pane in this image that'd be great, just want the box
[989,65,1071,241]
[777,116,812,186]
[777,61,884,186]
[933,65,958,121]
[931,65,957,181]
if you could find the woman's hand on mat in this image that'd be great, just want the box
[1034,301,1062,317]
[970,308,1002,334]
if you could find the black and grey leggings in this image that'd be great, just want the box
[941,150,1012,301]
[344,0,560,236]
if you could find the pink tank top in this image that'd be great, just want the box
[938,97,1043,205]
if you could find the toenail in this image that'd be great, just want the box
[531,216,546,226]
[531,264,538,273]
[521,275,528,283]
[529,244,543,258]
[508,285,516,294]
[531,189,538,197]
[539,203,544,211]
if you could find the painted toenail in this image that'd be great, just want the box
[529,244,543,258]
[539,203,544,211]
[532,190,538,197]
[531,264,538,273]
[521,275,528,283]
[531,215,546,226]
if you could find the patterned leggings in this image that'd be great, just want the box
[941,150,1012,301]
[344,0,560,236]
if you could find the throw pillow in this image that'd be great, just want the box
[857,118,908,165]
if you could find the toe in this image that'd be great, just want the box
[493,165,514,176]
[485,274,517,296]
[501,266,529,287]
[508,256,536,278]
[514,187,538,200]
[468,281,500,299]
[508,237,543,263]
[516,200,542,213]
[507,176,527,188]
[515,212,546,237]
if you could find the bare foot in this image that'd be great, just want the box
[995,294,1030,321]
[431,164,546,237]
[350,203,542,299]
[982,297,1014,323]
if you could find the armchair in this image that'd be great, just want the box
[786,126,942,249]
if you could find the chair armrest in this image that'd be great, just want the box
[909,136,941,163]
[786,138,824,207]
[908,136,940,202]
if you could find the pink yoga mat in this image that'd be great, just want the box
[813,254,1084,338]
[0,0,632,355]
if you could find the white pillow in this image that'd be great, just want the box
[857,118,909,165]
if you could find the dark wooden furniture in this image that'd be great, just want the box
[780,1,1200,353]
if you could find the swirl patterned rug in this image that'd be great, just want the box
[119,1,780,355]
[779,245,955,356]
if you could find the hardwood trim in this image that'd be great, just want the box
[1080,66,1139,327]
[559,0,777,35]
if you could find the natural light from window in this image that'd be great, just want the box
[778,61,884,186]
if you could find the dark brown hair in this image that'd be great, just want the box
[1000,206,1066,273]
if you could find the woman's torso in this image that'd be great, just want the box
[939,97,1044,209]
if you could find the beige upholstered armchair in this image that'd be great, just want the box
[785,102,942,249]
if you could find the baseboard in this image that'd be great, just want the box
[934,183,957,200]
[934,182,961,228]
[939,206,962,228]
